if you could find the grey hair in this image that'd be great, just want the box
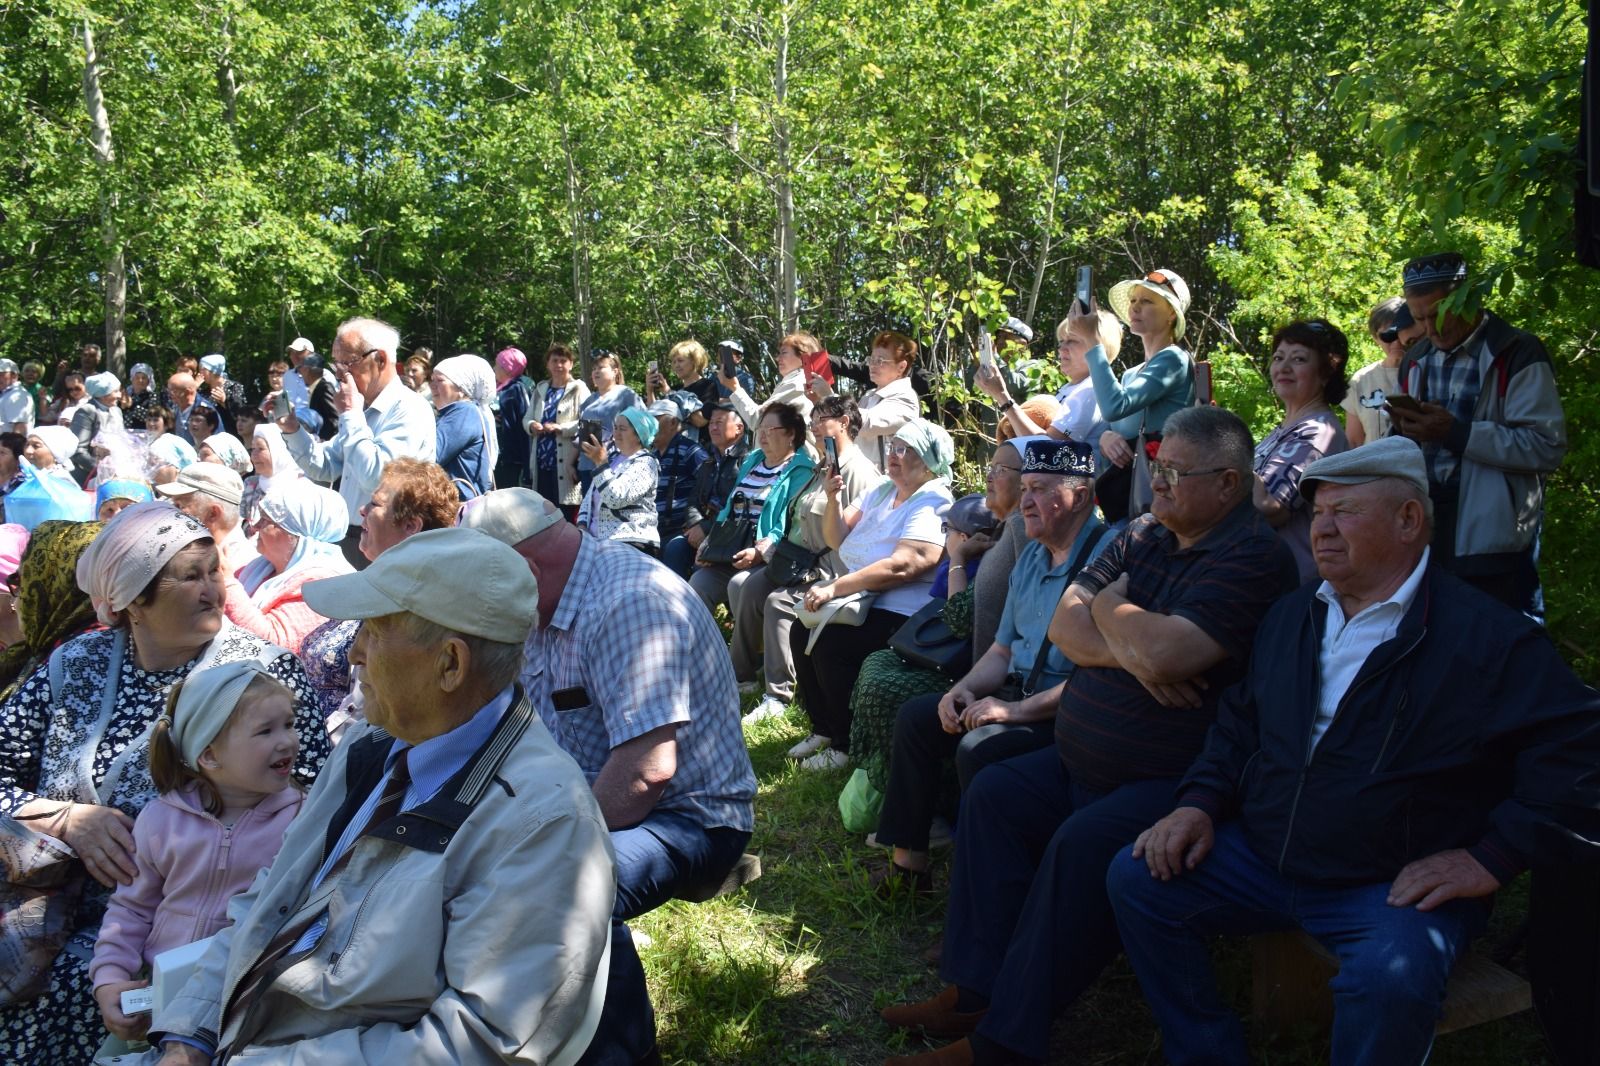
[396,613,526,692]
[1163,405,1254,479]
[336,317,402,365]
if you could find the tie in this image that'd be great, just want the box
[217,750,411,1056]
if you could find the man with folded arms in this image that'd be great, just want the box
[880,407,1297,1065]
[1108,437,1600,1066]
[151,528,614,1065]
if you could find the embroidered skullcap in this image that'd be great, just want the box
[1402,253,1468,295]
[76,501,210,626]
[167,660,283,770]
[1021,438,1095,477]
[85,372,121,399]
[892,418,954,479]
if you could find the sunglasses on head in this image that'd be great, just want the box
[1144,271,1177,294]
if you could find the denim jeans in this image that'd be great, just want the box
[610,808,752,921]
[1106,821,1490,1066]
[660,535,696,579]
[939,746,1178,1062]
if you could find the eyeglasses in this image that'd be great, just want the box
[332,348,381,372]
[986,463,1021,477]
[886,441,914,457]
[867,355,899,367]
[1150,460,1229,489]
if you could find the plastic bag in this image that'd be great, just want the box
[837,767,883,833]
[5,465,93,531]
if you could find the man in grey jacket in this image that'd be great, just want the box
[1386,251,1566,616]
[151,528,614,1065]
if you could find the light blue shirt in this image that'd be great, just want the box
[291,685,515,953]
[993,520,1116,689]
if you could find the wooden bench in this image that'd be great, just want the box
[1252,930,1532,1037]
[679,852,763,903]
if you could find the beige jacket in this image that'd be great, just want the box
[526,378,592,505]
[155,690,614,1064]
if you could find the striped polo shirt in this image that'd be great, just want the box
[1056,498,1298,793]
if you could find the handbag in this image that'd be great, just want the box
[0,810,84,1007]
[888,594,972,677]
[699,491,757,566]
[1128,410,1155,519]
[767,538,825,588]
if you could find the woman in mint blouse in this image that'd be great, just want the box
[1087,267,1197,524]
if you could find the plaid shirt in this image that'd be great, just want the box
[1412,315,1489,485]
[520,536,755,832]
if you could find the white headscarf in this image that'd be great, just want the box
[237,480,351,605]
[434,354,500,471]
[165,660,280,770]
[28,426,79,472]
[198,431,251,476]
[76,501,211,626]
[251,423,302,491]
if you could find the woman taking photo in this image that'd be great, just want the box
[579,407,661,553]
[690,402,816,620]
[430,353,497,499]
[808,331,920,472]
[0,503,328,1063]
[645,339,720,435]
[575,352,639,497]
[787,419,952,771]
[222,480,354,653]
[527,342,591,521]
[1252,318,1350,580]
[722,331,812,426]
[1093,268,1196,524]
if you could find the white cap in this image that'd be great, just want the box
[287,337,315,354]
[152,462,244,506]
[455,487,565,547]
[302,527,538,643]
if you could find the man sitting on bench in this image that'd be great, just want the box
[1109,437,1600,1066]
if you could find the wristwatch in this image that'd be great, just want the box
[998,399,1016,413]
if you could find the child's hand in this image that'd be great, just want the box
[94,979,151,1041]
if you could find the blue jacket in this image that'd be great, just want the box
[435,401,491,499]
[1179,564,1600,887]
[494,377,533,467]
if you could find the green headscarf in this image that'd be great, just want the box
[893,418,954,479]
[0,519,105,701]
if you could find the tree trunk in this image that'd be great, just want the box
[217,15,238,127]
[559,116,593,370]
[773,9,799,338]
[81,19,125,377]
[1025,45,1078,328]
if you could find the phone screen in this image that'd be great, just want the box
[823,436,838,474]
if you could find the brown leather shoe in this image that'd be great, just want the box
[884,1037,975,1065]
[880,985,986,1037]
[870,861,934,899]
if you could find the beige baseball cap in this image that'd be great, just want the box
[455,487,565,547]
[301,527,538,643]
[152,462,244,507]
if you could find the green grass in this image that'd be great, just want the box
[630,702,1555,1065]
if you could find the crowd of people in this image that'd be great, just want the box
[0,249,1594,1066]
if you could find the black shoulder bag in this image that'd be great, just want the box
[699,491,757,566]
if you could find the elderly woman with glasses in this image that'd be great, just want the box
[787,418,953,771]
[578,406,661,554]
[1090,268,1198,525]
[1252,318,1350,580]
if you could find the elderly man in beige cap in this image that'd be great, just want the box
[149,527,614,1066]
[1107,436,1600,1066]
[154,461,259,576]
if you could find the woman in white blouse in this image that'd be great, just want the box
[807,330,921,473]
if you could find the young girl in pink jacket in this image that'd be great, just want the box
[89,661,305,1043]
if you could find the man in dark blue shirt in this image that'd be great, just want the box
[650,398,710,545]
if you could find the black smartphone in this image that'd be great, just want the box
[720,345,738,379]
[580,419,603,446]
[823,436,838,474]
[1075,265,1094,314]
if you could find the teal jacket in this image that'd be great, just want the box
[1086,342,1194,439]
[715,448,818,545]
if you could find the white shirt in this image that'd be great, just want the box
[1051,377,1101,443]
[840,480,952,614]
[1309,547,1429,750]
[0,383,33,431]
[284,375,437,524]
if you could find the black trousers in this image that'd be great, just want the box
[790,608,904,753]
[874,691,1055,852]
